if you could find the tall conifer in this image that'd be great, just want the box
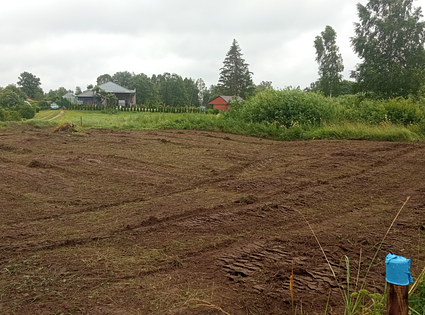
[218,39,254,98]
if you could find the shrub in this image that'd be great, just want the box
[383,98,425,125]
[231,88,334,127]
[0,109,21,121]
[13,104,36,119]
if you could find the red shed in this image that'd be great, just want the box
[208,95,243,111]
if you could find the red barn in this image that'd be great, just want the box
[208,95,243,111]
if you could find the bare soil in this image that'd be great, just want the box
[0,125,424,315]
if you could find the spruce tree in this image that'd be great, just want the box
[218,39,254,98]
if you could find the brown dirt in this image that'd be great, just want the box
[0,125,424,315]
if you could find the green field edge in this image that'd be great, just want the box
[1,110,424,142]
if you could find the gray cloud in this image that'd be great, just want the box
[1,0,425,92]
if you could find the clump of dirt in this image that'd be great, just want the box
[53,123,79,133]
[28,160,50,168]
[236,195,258,204]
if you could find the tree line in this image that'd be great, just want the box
[2,0,425,113]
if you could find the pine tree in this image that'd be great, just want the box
[218,39,254,98]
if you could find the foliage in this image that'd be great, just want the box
[0,109,21,121]
[129,73,153,105]
[314,25,344,97]
[17,71,43,99]
[410,276,425,314]
[105,93,118,106]
[229,88,334,127]
[13,104,36,119]
[218,39,254,99]
[383,98,425,125]
[255,81,273,94]
[96,74,112,85]
[184,77,201,107]
[75,86,82,95]
[112,71,133,88]
[3,84,28,100]
[45,87,68,103]
[160,73,190,106]
[351,0,425,98]
[0,89,25,107]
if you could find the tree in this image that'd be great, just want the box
[46,87,68,102]
[87,84,94,90]
[218,39,254,98]
[195,78,207,106]
[97,74,112,85]
[184,77,200,107]
[161,73,189,106]
[4,84,27,100]
[75,86,82,95]
[17,71,42,99]
[314,26,344,97]
[351,0,425,98]
[129,73,153,105]
[112,71,133,88]
[255,81,273,94]
[0,90,24,107]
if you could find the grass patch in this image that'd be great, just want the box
[28,109,425,142]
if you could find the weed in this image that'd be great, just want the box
[294,197,411,315]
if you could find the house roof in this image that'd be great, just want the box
[77,90,97,98]
[208,95,244,104]
[99,81,135,94]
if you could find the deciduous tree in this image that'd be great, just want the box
[112,71,133,88]
[314,26,344,97]
[17,71,42,99]
[97,74,112,85]
[351,0,425,98]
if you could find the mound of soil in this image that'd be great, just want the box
[53,123,78,133]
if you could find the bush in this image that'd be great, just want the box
[231,88,334,127]
[0,109,21,121]
[383,98,425,125]
[13,104,36,119]
[38,100,50,110]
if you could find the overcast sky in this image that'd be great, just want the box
[2,0,425,93]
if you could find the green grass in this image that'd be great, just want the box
[26,110,425,142]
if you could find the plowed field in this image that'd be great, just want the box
[1,125,424,314]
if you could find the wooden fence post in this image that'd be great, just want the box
[386,253,413,315]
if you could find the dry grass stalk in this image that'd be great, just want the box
[409,266,425,295]
[361,196,411,288]
[295,209,340,286]
[290,260,294,314]
[194,299,231,315]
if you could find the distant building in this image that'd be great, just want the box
[76,82,136,106]
[207,95,243,111]
[63,92,78,104]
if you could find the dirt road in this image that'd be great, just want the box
[0,125,424,314]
